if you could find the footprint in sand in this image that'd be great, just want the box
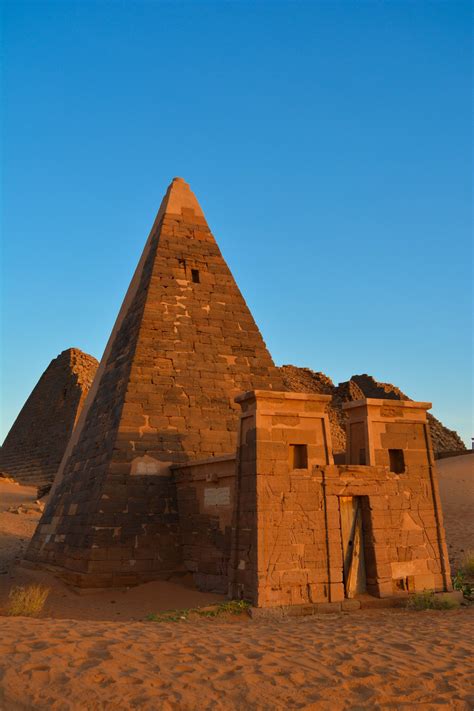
[125,677,144,686]
[29,641,50,651]
[84,643,112,664]
[79,658,105,671]
[352,683,377,700]
[351,668,372,679]
[289,671,306,685]
[389,642,415,652]
[102,678,118,688]
[27,665,51,684]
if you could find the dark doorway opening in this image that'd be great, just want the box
[340,496,366,598]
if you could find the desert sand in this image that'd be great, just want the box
[1,608,473,710]
[0,454,472,710]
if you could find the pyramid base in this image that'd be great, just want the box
[21,558,181,589]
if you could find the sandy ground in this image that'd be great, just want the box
[1,608,473,710]
[0,480,224,621]
[0,481,40,575]
[0,454,472,710]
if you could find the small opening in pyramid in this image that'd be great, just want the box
[191,269,200,284]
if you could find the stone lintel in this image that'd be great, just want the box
[235,390,332,404]
[342,398,432,412]
[331,464,389,475]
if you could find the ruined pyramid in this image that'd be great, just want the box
[27,177,286,585]
[0,348,98,485]
[280,367,467,458]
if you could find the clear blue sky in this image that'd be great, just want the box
[1,1,472,445]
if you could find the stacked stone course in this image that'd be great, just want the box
[173,455,235,593]
[229,391,335,606]
[26,178,285,586]
[228,393,451,607]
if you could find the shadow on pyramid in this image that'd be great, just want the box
[26,177,285,587]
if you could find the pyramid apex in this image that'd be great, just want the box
[161,176,205,219]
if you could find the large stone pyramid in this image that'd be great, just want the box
[0,348,98,485]
[27,178,285,586]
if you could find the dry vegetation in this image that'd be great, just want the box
[7,584,50,617]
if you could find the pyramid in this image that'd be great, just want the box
[27,177,286,586]
[0,348,98,486]
[280,366,467,458]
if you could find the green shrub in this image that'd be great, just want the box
[453,570,474,600]
[459,550,474,577]
[146,609,192,622]
[7,584,50,617]
[146,599,251,623]
[195,599,251,618]
[407,590,458,611]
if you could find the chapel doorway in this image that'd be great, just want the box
[339,496,367,598]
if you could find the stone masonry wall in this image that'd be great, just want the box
[344,398,451,595]
[173,455,235,593]
[229,391,334,606]
[230,392,451,608]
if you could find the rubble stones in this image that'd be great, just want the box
[280,366,466,458]
[37,483,52,500]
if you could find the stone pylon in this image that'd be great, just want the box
[0,348,98,486]
[27,177,285,586]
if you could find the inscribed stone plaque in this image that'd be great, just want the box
[204,486,231,507]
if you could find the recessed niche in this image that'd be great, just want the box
[389,448,405,474]
[289,444,308,470]
[191,269,200,283]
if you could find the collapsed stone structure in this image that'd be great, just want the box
[0,349,98,485]
[27,178,452,607]
[280,366,467,459]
